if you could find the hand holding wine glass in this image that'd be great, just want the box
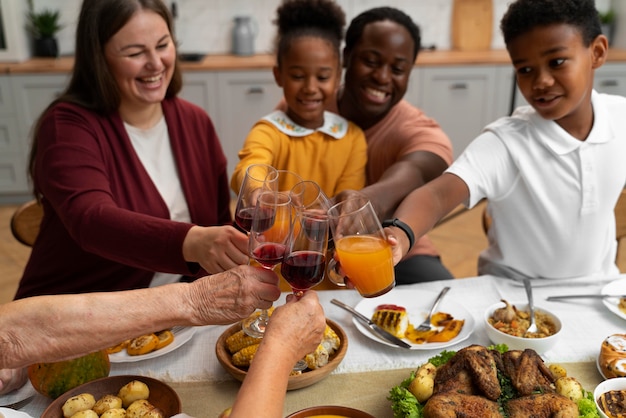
[242,191,293,337]
[281,211,329,298]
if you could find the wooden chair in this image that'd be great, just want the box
[482,188,626,261]
[10,199,43,247]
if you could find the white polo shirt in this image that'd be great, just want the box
[447,90,626,280]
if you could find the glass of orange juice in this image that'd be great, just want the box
[327,194,395,297]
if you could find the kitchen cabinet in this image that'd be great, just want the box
[214,70,283,183]
[0,76,26,198]
[414,65,513,158]
[179,71,219,126]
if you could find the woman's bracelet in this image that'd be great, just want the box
[381,218,415,251]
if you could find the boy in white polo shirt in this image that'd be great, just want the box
[386,0,626,281]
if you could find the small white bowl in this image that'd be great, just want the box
[484,301,562,354]
[594,377,626,418]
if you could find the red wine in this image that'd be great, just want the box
[236,207,274,232]
[281,251,326,291]
[252,243,286,269]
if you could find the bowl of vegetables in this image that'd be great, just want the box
[484,300,562,354]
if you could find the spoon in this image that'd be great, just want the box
[523,277,538,334]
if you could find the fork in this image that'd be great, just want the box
[523,278,538,334]
[3,395,34,410]
[416,287,450,331]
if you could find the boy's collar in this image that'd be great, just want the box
[531,90,612,154]
[262,110,348,139]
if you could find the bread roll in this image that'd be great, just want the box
[599,334,626,378]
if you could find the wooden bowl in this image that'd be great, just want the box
[216,319,348,390]
[40,375,181,418]
[286,405,374,417]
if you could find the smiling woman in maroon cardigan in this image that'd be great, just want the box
[14,0,252,299]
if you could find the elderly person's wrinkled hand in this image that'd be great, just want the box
[0,367,27,395]
[186,265,281,325]
[266,291,326,360]
[183,225,250,273]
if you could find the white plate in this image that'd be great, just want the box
[601,278,626,321]
[0,381,36,408]
[108,327,196,363]
[0,407,35,418]
[352,288,475,350]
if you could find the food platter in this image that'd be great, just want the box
[353,288,475,350]
[108,327,196,363]
[602,278,626,321]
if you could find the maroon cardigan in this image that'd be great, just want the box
[15,97,232,299]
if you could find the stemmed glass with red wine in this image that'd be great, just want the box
[233,164,278,233]
[242,191,293,338]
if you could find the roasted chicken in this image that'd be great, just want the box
[422,345,578,418]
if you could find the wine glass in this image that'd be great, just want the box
[233,164,278,233]
[281,210,329,370]
[242,191,293,338]
[289,180,332,215]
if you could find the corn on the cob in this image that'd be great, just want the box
[321,325,340,352]
[305,344,329,370]
[226,329,260,354]
[232,343,260,367]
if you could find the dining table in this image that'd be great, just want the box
[5,273,626,418]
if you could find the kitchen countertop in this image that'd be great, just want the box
[3,48,626,74]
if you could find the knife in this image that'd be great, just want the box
[546,294,626,301]
[331,299,412,349]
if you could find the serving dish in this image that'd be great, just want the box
[602,278,626,321]
[484,301,562,354]
[108,326,196,363]
[352,288,475,350]
[215,319,347,391]
[285,405,374,418]
[40,375,181,418]
[594,376,626,418]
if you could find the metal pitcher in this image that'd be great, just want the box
[232,16,257,56]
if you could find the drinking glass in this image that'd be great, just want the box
[281,210,329,370]
[289,180,332,215]
[233,164,278,233]
[242,191,293,337]
[327,194,395,298]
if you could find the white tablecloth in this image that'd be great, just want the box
[9,274,626,416]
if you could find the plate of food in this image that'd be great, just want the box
[352,288,475,350]
[108,326,196,363]
[388,345,600,418]
[601,278,626,321]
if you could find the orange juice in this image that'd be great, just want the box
[334,235,394,297]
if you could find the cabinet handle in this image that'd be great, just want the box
[600,80,619,87]
[449,83,468,90]
[246,87,265,94]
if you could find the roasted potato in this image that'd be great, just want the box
[92,394,123,415]
[408,362,437,403]
[555,376,584,402]
[126,399,161,418]
[100,409,126,418]
[548,364,567,379]
[68,411,98,418]
[62,393,96,417]
[118,380,150,408]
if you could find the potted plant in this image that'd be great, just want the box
[26,0,63,57]
[598,9,616,45]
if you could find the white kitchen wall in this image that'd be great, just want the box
[31,0,619,57]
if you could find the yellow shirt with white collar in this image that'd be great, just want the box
[230,110,367,197]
